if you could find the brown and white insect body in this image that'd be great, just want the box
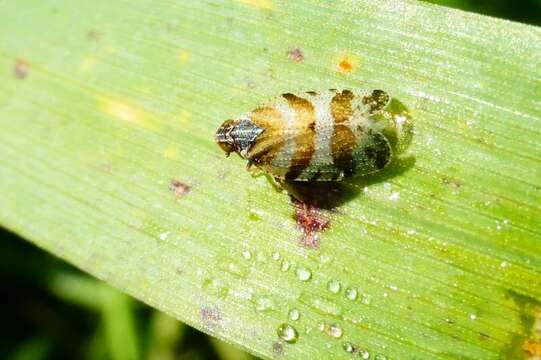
[215,89,412,182]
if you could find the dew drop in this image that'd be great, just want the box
[374,355,388,360]
[327,280,341,294]
[281,260,291,272]
[277,323,298,344]
[469,313,477,320]
[201,278,228,298]
[255,297,275,312]
[345,287,358,300]
[325,324,343,339]
[296,267,312,281]
[272,251,281,261]
[288,308,300,321]
[242,250,252,260]
[359,349,371,359]
[308,297,343,316]
[343,342,354,353]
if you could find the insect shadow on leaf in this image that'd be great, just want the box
[276,155,416,210]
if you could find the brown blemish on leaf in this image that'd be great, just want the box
[272,342,283,355]
[442,176,462,190]
[523,308,541,359]
[98,163,112,174]
[505,291,541,359]
[200,306,222,329]
[293,200,330,249]
[86,29,101,41]
[287,48,304,63]
[169,179,191,197]
[14,59,28,79]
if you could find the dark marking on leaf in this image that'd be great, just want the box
[442,176,462,190]
[86,29,101,41]
[287,48,304,63]
[169,179,191,197]
[272,342,283,355]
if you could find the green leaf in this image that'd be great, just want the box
[0,0,540,359]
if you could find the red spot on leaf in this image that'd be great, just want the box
[293,200,330,249]
[169,179,191,197]
[287,48,304,63]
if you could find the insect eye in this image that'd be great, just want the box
[217,141,236,156]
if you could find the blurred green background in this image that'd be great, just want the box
[2,1,540,359]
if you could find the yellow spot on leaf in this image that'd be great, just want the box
[178,50,191,65]
[79,57,97,73]
[178,109,192,125]
[163,144,178,159]
[235,0,273,10]
[98,96,149,127]
[334,53,360,73]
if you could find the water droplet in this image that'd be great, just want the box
[272,251,281,261]
[327,280,341,294]
[219,259,247,278]
[296,267,312,281]
[342,342,354,353]
[249,209,262,221]
[361,294,372,304]
[202,278,228,298]
[374,355,387,360]
[255,297,275,312]
[256,251,267,262]
[159,231,169,240]
[389,284,398,291]
[325,324,343,338]
[345,287,358,300]
[281,260,291,272]
[288,308,300,321]
[319,254,333,264]
[359,349,371,359]
[306,296,343,316]
[242,250,252,260]
[500,261,508,268]
[389,192,400,201]
[469,313,477,320]
[277,323,298,344]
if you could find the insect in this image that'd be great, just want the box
[215,89,412,182]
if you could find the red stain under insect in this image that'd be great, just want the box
[287,48,305,63]
[169,179,191,197]
[293,200,330,249]
[14,59,28,79]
